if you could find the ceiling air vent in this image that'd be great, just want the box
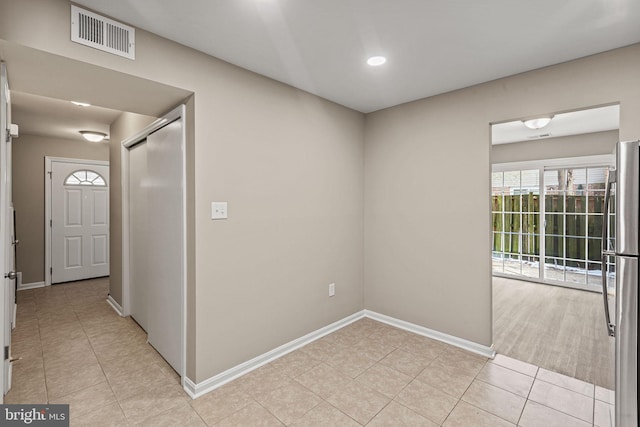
[71,5,135,60]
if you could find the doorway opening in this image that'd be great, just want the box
[490,104,619,389]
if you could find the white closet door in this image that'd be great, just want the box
[146,120,183,374]
[128,119,183,375]
[129,142,149,332]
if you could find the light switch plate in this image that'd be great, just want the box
[211,202,228,220]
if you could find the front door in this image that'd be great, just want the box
[1,62,16,399]
[50,159,109,284]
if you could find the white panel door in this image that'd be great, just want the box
[51,161,109,283]
[1,62,14,399]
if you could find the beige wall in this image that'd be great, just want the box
[3,0,639,384]
[12,133,108,284]
[108,112,157,305]
[364,46,640,346]
[1,0,365,382]
[492,130,618,164]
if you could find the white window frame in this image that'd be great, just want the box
[492,154,614,292]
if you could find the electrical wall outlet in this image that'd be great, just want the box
[329,283,335,297]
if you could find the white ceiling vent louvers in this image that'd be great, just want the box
[71,5,135,60]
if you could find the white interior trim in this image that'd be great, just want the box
[106,295,124,316]
[121,104,187,386]
[44,157,109,286]
[17,281,45,291]
[492,154,614,172]
[364,310,496,359]
[184,311,366,399]
[184,309,495,399]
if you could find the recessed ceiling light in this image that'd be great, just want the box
[367,56,387,66]
[523,117,553,130]
[71,101,91,107]
[79,131,107,142]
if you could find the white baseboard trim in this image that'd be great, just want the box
[17,281,45,291]
[106,295,124,317]
[363,310,496,359]
[183,310,366,399]
[185,309,495,399]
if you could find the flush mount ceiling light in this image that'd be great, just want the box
[523,116,553,130]
[71,101,91,107]
[79,131,107,142]
[367,56,387,66]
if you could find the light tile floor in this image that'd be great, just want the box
[8,279,615,426]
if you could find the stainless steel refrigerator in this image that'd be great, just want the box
[602,140,639,427]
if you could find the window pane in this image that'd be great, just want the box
[504,195,521,213]
[504,254,521,275]
[566,259,586,284]
[492,252,504,273]
[545,234,563,258]
[64,170,106,186]
[587,262,602,286]
[492,195,503,213]
[588,215,603,238]
[566,237,586,260]
[587,167,608,191]
[565,214,586,237]
[503,171,520,190]
[589,191,605,213]
[545,258,565,281]
[545,214,563,236]
[492,212,503,232]
[522,213,539,234]
[521,170,539,192]
[521,193,539,213]
[504,212,520,233]
[492,172,504,193]
[588,238,602,261]
[544,170,560,190]
[545,192,564,212]
[566,195,586,213]
[521,233,539,256]
[522,256,540,278]
[504,233,520,254]
[492,233,504,252]
[566,169,587,195]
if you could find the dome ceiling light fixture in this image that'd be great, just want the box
[79,130,108,142]
[523,116,553,130]
[71,101,91,107]
[367,56,387,66]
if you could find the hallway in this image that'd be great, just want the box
[7,278,189,424]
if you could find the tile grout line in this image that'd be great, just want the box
[73,301,127,423]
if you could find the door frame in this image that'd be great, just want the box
[44,157,110,286]
[121,104,187,382]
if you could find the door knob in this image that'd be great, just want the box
[4,271,17,280]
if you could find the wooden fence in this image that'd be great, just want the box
[492,193,606,265]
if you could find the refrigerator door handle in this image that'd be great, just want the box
[601,170,616,337]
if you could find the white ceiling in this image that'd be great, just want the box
[11,91,121,142]
[492,105,620,145]
[73,0,640,113]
